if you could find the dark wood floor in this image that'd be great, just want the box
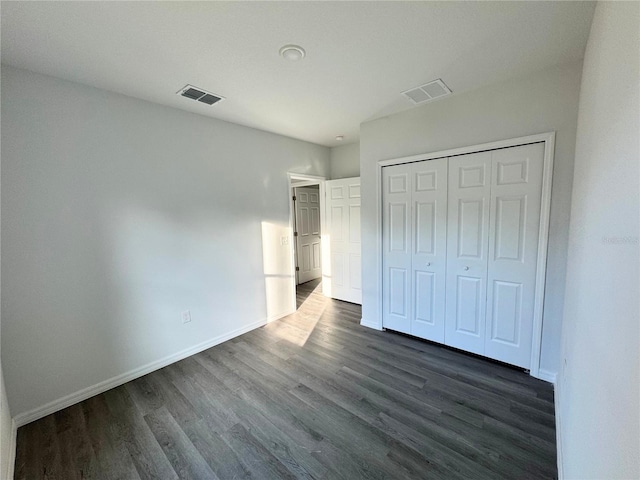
[15,280,557,479]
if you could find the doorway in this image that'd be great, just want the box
[287,173,326,312]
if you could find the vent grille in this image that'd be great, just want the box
[402,79,451,105]
[177,84,224,106]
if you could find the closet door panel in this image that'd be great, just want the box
[456,276,482,334]
[415,271,435,324]
[382,166,412,334]
[411,158,447,342]
[445,151,492,355]
[485,143,544,368]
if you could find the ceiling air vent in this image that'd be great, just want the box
[176,84,224,106]
[402,79,452,105]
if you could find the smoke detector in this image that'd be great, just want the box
[279,45,306,61]
[176,84,224,105]
[402,79,452,105]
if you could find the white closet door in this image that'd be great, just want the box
[485,143,544,368]
[382,159,448,339]
[445,151,492,356]
[324,177,362,304]
[382,165,412,333]
[411,158,448,342]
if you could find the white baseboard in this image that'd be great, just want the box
[267,309,295,323]
[13,318,267,428]
[360,318,383,331]
[5,418,16,480]
[537,368,557,384]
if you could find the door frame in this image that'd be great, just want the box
[374,132,556,380]
[287,172,327,312]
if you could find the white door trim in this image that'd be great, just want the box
[373,132,556,380]
[287,172,327,313]
[291,179,322,188]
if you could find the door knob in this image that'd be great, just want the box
[464,266,469,271]
[426,262,431,266]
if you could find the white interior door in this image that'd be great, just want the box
[324,177,362,304]
[444,151,492,356]
[382,159,448,341]
[294,186,322,284]
[484,143,544,368]
[411,158,448,343]
[382,166,412,333]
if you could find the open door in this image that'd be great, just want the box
[323,177,362,304]
[293,186,322,284]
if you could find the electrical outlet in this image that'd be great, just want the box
[181,310,192,324]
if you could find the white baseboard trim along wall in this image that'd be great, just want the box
[359,318,383,331]
[267,309,295,324]
[537,369,557,384]
[13,318,268,428]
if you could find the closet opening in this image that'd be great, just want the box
[375,132,555,380]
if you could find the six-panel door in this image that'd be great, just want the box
[382,159,448,341]
[325,177,362,304]
[295,186,322,284]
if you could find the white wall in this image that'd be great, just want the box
[0,101,13,477]
[0,107,13,478]
[330,142,360,179]
[360,61,583,376]
[558,3,639,479]
[1,66,330,420]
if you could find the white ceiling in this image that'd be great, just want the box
[1,1,596,147]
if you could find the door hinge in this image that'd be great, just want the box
[292,195,296,201]
[295,266,300,271]
[294,231,298,237]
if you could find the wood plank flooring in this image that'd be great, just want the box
[14,280,557,479]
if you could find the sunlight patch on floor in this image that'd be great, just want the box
[266,281,325,346]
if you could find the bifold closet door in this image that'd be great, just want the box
[382,142,545,369]
[382,165,411,333]
[382,159,447,341]
[444,151,492,356]
[484,143,544,368]
[444,144,545,368]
